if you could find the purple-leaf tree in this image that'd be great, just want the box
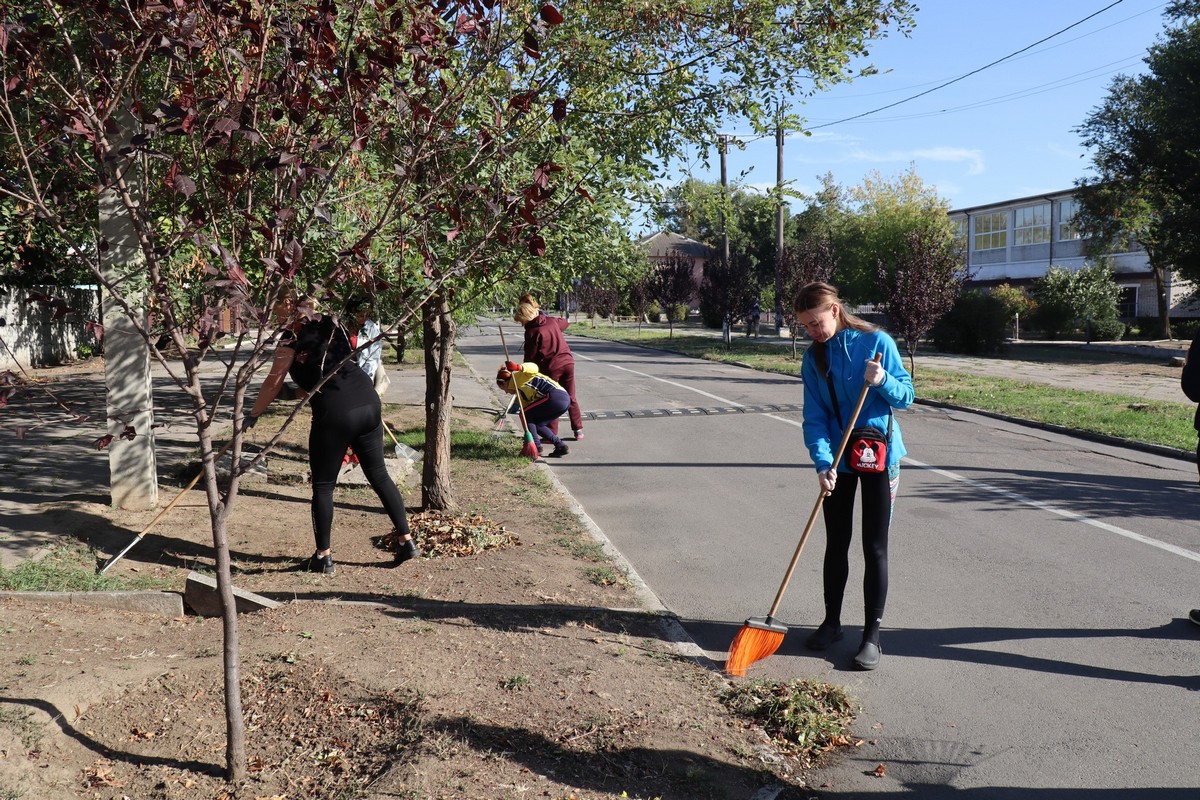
[878,228,969,375]
[779,236,837,358]
[649,251,698,338]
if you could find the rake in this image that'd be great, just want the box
[98,439,235,575]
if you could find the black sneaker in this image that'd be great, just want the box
[307,552,334,575]
[804,621,843,650]
[548,444,569,457]
[853,641,881,670]
[1190,609,1200,627]
[394,538,421,566]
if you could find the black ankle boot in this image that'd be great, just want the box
[307,552,334,575]
[393,538,421,566]
[805,621,843,650]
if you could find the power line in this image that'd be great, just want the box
[808,0,1129,130]
[812,53,1144,125]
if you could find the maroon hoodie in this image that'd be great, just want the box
[522,311,573,374]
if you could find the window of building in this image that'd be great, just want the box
[973,211,1007,251]
[1059,198,1082,240]
[1117,285,1138,318]
[952,217,968,250]
[1013,203,1050,245]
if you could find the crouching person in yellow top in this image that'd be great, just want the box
[496,361,572,457]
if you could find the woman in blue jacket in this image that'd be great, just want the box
[796,282,914,670]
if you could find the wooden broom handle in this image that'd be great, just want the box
[497,324,533,431]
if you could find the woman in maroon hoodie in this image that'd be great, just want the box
[514,294,584,439]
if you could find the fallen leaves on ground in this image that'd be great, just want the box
[378,510,520,558]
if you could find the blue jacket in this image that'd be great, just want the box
[801,328,914,473]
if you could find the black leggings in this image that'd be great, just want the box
[820,469,893,643]
[309,402,410,553]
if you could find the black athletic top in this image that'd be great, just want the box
[282,316,377,415]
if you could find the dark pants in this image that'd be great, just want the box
[546,361,583,435]
[518,388,571,448]
[819,468,894,643]
[309,402,410,553]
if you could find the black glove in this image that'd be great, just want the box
[240,414,259,432]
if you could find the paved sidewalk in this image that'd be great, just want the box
[0,350,501,569]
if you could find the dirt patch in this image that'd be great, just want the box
[0,385,817,799]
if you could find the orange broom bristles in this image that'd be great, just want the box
[725,616,788,676]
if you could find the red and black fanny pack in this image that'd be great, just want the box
[846,422,890,474]
[814,343,892,475]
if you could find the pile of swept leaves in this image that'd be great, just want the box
[377,510,520,559]
[721,678,860,769]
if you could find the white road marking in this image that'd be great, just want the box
[903,456,1200,563]
[598,356,1199,564]
[608,363,746,407]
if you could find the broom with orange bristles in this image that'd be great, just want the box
[497,324,541,460]
[726,353,882,677]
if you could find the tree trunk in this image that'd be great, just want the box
[1151,262,1172,339]
[196,428,246,783]
[421,292,455,511]
[212,504,246,782]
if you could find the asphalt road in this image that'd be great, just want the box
[457,324,1199,800]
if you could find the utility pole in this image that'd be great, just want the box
[719,134,731,344]
[774,120,785,335]
[719,134,731,267]
[101,109,157,510]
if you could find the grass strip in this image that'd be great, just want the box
[0,540,173,592]
[573,324,1195,452]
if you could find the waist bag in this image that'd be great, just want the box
[815,345,892,475]
[847,424,889,474]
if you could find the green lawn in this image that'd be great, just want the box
[571,322,1196,453]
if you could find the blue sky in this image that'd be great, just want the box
[640,0,1171,233]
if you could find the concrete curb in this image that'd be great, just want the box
[1,590,185,617]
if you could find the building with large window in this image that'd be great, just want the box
[949,189,1199,320]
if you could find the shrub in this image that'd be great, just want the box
[1087,316,1125,342]
[698,299,725,329]
[990,283,1035,318]
[1172,318,1200,340]
[668,303,689,323]
[931,290,1010,355]
[646,301,662,320]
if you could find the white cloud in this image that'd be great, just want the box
[846,146,985,175]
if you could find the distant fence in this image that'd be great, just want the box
[0,285,101,370]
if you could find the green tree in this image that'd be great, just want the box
[655,179,780,299]
[1072,2,1200,339]
[1029,263,1121,340]
[834,166,953,304]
